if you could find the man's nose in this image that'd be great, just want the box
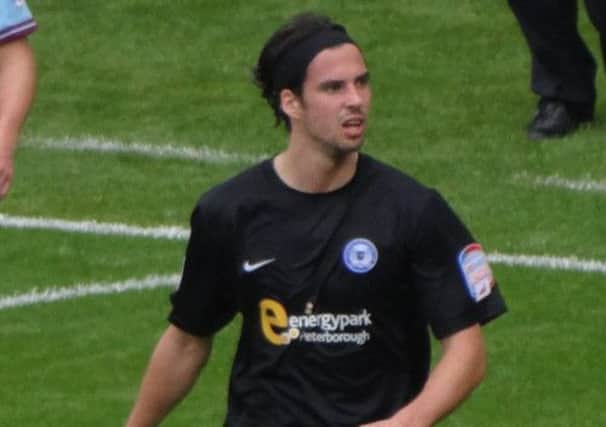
[345,83,364,106]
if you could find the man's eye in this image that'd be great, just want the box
[357,75,370,86]
[324,82,342,92]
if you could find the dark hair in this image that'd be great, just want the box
[253,12,343,130]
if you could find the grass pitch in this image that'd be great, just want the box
[1,1,605,425]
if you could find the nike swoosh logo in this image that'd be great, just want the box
[242,258,276,273]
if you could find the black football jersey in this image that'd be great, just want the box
[169,153,507,426]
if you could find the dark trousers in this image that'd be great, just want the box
[508,0,606,112]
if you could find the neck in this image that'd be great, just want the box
[273,145,359,193]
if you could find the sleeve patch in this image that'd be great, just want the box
[458,243,494,302]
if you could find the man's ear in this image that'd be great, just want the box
[280,88,302,121]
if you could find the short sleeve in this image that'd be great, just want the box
[168,203,238,337]
[0,0,37,43]
[410,190,507,340]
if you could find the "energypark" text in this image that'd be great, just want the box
[260,298,372,346]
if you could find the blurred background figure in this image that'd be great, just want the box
[508,0,606,140]
[0,0,37,200]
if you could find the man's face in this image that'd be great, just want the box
[294,43,371,155]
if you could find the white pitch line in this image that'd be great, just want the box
[23,136,268,164]
[488,252,606,275]
[515,172,606,194]
[0,274,180,311]
[2,213,606,275]
[0,213,189,240]
[1,255,605,312]
[3,252,606,312]
[2,214,606,312]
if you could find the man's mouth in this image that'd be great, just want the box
[342,117,365,138]
[342,117,364,127]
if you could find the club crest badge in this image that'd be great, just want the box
[342,238,378,274]
[458,243,494,302]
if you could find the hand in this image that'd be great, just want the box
[0,154,14,200]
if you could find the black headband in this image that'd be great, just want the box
[272,25,356,93]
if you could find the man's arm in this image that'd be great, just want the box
[0,37,36,200]
[361,324,486,427]
[124,325,213,427]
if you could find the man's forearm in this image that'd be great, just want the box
[0,37,36,151]
[360,325,486,427]
[125,326,212,427]
[393,325,486,426]
[0,38,36,198]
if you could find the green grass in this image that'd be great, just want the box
[1,0,605,425]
